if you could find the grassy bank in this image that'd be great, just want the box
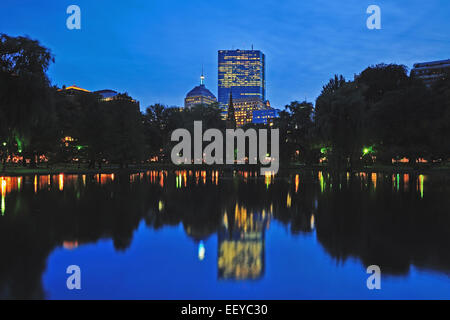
[0,163,169,176]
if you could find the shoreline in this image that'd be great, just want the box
[1,163,450,177]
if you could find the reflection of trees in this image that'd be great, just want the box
[0,173,155,299]
[315,174,450,276]
[0,171,449,298]
[144,180,223,240]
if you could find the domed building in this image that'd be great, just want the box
[184,73,217,109]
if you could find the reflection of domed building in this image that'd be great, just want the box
[184,73,217,109]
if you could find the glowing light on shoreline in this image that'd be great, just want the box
[371,173,377,190]
[318,172,324,193]
[59,174,64,191]
[63,241,79,250]
[159,172,164,188]
[419,175,424,199]
[202,171,206,184]
[1,178,6,215]
[176,172,184,189]
[264,172,272,189]
[1,196,4,215]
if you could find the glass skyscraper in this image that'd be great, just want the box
[218,49,266,106]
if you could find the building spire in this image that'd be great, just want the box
[226,90,236,129]
[200,65,205,86]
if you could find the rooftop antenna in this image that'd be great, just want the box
[200,64,205,85]
[252,44,254,50]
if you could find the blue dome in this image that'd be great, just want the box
[95,89,118,99]
[186,84,216,100]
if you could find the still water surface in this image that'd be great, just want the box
[0,170,449,299]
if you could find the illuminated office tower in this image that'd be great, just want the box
[218,49,266,106]
[217,205,270,280]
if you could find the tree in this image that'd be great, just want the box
[143,104,182,162]
[0,34,55,169]
[320,74,346,96]
[76,92,110,168]
[427,71,450,162]
[369,81,432,164]
[105,93,145,167]
[274,101,315,165]
[356,63,409,103]
[315,81,366,169]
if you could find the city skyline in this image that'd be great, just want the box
[1,0,450,303]
[1,0,450,110]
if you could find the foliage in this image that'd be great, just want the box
[1,34,449,170]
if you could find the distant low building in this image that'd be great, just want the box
[184,73,217,109]
[94,89,138,104]
[411,59,450,86]
[232,97,265,127]
[59,86,137,104]
[59,85,90,94]
[252,108,279,126]
[57,85,91,103]
[94,89,119,101]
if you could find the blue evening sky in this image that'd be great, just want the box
[1,0,449,110]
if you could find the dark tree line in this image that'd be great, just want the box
[276,64,450,169]
[0,33,145,170]
[1,34,449,171]
[0,34,224,170]
[143,102,225,162]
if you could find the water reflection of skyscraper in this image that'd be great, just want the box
[217,204,270,280]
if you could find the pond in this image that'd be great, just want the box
[0,170,449,299]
